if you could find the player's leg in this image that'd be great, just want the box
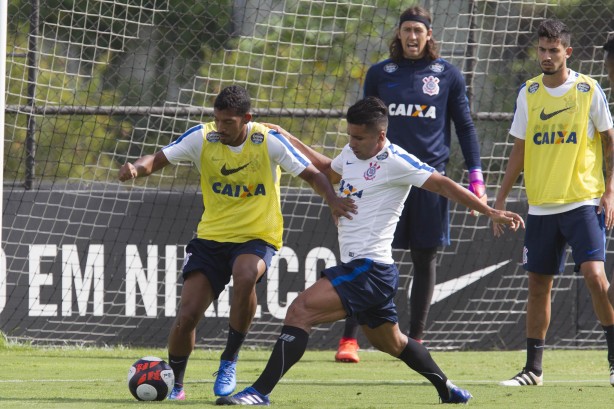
[214,241,276,397]
[216,276,346,405]
[525,271,553,371]
[335,316,360,363]
[580,261,614,324]
[224,253,267,356]
[566,206,614,385]
[408,246,437,342]
[608,271,614,381]
[168,270,216,400]
[608,276,614,383]
[403,188,448,342]
[500,270,553,387]
[501,213,561,386]
[362,322,471,404]
[580,260,614,384]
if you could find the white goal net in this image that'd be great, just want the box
[3,0,614,349]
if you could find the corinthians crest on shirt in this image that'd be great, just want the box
[422,75,440,96]
[364,162,381,181]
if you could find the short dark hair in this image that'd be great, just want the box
[346,97,388,131]
[604,35,614,58]
[389,6,439,62]
[537,19,571,48]
[214,85,251,115]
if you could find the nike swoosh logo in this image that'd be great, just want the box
[408,259,511,305]
[587,248,600,255]
[387,83,400,88]
[346,161,354,165]
[220,163,250,176]
[539,106,572,120]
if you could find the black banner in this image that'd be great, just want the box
[0,188,604,350]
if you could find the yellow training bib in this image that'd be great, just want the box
[197,122,283,249]
[524,73,603,205]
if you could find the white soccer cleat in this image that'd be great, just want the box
[500,368,543,386]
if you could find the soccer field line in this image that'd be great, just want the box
[0,378,610,385]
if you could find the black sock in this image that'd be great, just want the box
[525,338,545,375]
[252,325,309,396]
[342,316,360,339]
[221,325,246,361]
[397,339,449,400]
[168,353,189,387]
[602,325,614,366]
[409,247,437,340]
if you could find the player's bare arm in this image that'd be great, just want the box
[599,128,614,230]
[492,138,526,237]
[262,123,342,185]
[118,151,170,181]
[422,171,524,232]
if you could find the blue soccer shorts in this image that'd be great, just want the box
[181,238,277,299]
[523,205,605,275]
[322,258,399,329]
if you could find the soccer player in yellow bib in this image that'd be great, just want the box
[493,19,614,387]
[118,85,356,400]
[604,37,614,313]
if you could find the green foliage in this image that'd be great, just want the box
[5,32,123,182]
[6,0,613,185]
[5,1,405,185]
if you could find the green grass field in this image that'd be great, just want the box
[1,341,613,408]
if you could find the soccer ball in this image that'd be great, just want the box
[127,356,175,401]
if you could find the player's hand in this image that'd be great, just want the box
[263,123,302,146]
[327,196,357,225]
[491,200,524,237]
[489,208,524,235]
[262,122,286,136]
[598,188,614,230]
[118,162,138,182]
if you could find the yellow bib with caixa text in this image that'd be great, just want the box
[524,73,603,205]
[197,122,283,249]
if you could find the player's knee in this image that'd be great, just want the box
[371,335,404,355]
[174,309,202,332]
[528,273,552,296]
[283,297,311,327]
[285,297,305,320]
[232,269,260,292]
[583,269,608,292]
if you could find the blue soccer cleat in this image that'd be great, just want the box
[213,358,238,396]
[168,386,185,401]
[215,386,270,406]
[441,381,472,404]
